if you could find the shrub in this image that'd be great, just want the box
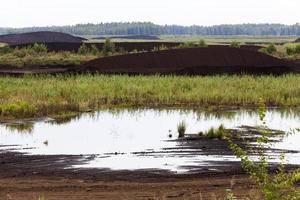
[90,44,100,55]
[0,45,13,54]
[102,38,115,56]
[78,43,89,55]
[177,121,186,138]
[230,41,241,48]
[13,48,27,58]
[286,46,296,55]
[295,44,300,54]
[260,44,277,55]
[227,98,300,200]
[197,39,208,47]
[178,41,196,48]
[32,43,48,54]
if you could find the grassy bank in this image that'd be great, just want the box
[0,74,300,119]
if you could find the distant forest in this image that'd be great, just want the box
[0,22,300,36]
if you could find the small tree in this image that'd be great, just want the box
[197,39,208,47]
[260,44,277,55]
[90,44,100,55]
[227,98,300,200]
[32,43,48,54]
[102,38,115,56]
[230,41,241,48]
[78,43,89,55]
[0,45,13,54]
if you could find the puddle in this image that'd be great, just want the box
[0,108,299,172]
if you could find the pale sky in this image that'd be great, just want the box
[0,0,299,28]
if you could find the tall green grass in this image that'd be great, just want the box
[0,74,299,119]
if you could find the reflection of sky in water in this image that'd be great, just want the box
[0,108,299,172]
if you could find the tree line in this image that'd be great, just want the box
[0,22,299,36]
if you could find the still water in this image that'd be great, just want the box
[0,108,299,172]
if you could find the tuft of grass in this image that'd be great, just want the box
[205,124,226,139]
[43,140,49,146]
[177,121,187,138]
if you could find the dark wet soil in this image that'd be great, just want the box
[0,126,298,199]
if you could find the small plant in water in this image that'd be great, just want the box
[177,121,187,138]
[43,140,48,146]
[205,124,226,139]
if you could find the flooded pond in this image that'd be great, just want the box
[0,108,299,172]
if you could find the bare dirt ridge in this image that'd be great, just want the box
[0,31,86,45]
[295,37,300,43]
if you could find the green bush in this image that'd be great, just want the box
[197,39,208,47]
[295,44,300,54]
[0,45,13,54]
[90,44,100,55]
[230,41,241,48]
[102,38,115,56]
[286,46,296,55]
[260,44,277,55]
[12,48,27,58]
[32,43,48,54]
[78,43,89,55]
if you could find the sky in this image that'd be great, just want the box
[0,0,299,28]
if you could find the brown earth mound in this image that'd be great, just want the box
[0,31,86,45]
[94,35,160,40]
[78,46,298,75]
[295,38,300,43]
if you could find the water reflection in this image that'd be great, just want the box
[0,107,299,172]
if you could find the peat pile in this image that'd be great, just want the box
[78,46,298,75]
[94,35,160,40]
[0,31,86,45]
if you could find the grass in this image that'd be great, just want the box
[204,124,226,139]
[0,74,300,119]
[177,121,187,138]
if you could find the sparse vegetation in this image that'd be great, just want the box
[0,44,98,67]
[177,121,187,138]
